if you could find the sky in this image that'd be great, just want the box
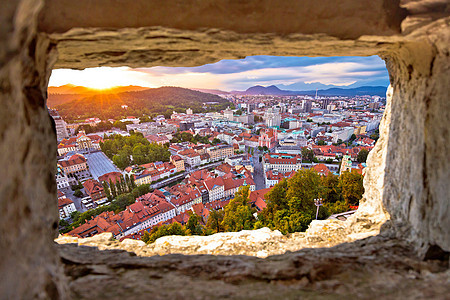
[49,55,389,91]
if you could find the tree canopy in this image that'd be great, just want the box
[357,149,369,163]
[100,133,170,169]
[338,170,364,206]
[141,222,187,244]
[256,168,363,233]
[221,186,256,232]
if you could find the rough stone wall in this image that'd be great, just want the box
[38,0,406,37]
[347,85,393,232]
[57,233,449,300]
[381,19,450,257]
[38,1,449,257]
[0,0,65,299]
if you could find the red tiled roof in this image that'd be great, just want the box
[248,188,271,206]
[98,172,123,184]
[204,177,225,191]
[312,164,331,176]
[58,197,74,209]
[83,179,103,195]
[254,197,267,211]
[59,154,86,167]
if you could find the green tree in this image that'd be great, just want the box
[186,212,204,235]
[256,179,289,231]
[317,140,326,146]
[73,189,83,198]
[338,170,364,206]
[142,222,187,244]
[59,219,69,228]
[139,115,152,123]
[285,169,325,232]
[181,132,194,142]
[131,184,151,199]
[257,169,329,233]
[301,147,315,162]
[102,181,112,200]
[76,124,95,134]
[113,153,130,170]
[109,179,117,199]
[70,211,81,222]
[115,181,123,195]
[112,120,133,130]
[130,174,136,189]
[120,177,128,193]
[357,149,369,163]
[324,200,350,215]
[322,173,341,203]
[206,209,225,233]
[222,186,255,232]
[101,133,170,168]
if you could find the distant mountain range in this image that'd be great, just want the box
[48,85,230,120]
[231,85,387,97]
[192,88,230,95]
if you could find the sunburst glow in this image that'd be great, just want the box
[49,67,155,90]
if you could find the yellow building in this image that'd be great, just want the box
[76,131,93,150]
[59,154,88,176]
[170,155,185,172]
[207,145,234,161]
[353,125,367,135]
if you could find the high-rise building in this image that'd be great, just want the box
[264,108,281,127]
[180,122,195,131]
[321,99,331,110]
[223,107,233,120]
[247,103,256,113]
[49,109,69,141]
[369,102,380,110]
[302,100,312,113]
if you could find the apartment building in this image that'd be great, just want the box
[262,153,302,173]
[59,154,88,176]
[207,145,234,161]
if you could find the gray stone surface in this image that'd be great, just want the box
[0,1,66,299]
[56,223,381,258]
[58,236,449,300]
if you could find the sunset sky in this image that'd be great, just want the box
[49,55,389,91]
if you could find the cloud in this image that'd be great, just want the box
[50,55,389,91]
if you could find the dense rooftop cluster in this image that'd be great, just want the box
[52,92,381,239]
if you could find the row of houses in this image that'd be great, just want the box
[169,142,235,168]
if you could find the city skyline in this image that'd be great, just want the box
[49,55,389,91]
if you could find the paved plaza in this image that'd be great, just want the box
[85,151,121,180]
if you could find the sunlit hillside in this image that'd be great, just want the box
[48,86,230,121]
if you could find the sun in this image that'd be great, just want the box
[49,67,154,90]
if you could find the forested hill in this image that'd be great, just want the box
[53,86,230,121]
[47,85,151,107]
